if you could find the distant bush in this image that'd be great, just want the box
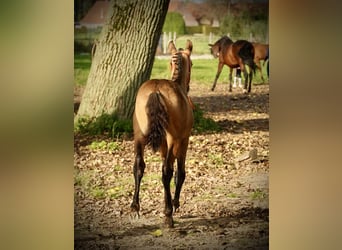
[163,12,186,35]
[220,14,243,37]
[220,12,268,42]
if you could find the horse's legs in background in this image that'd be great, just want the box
[256,59,265,83]
[228,67,233,92]
[211,62,224,91]
[248,67,253,93]
[173,140,189,211]
[130,139,146,216]
[240,65,248,92]
[161,143,175,227]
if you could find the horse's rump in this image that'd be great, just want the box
[237,41,257,73]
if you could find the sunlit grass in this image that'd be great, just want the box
[74,53,268,87]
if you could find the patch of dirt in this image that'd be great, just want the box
[74,83,269,249]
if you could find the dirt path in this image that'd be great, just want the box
[74,83,269,249]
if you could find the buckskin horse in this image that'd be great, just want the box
[131,40,193,228]
[252,42,269,83]
[209,36,256,93]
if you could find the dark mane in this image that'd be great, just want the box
[171,51,183,83]
[216,36,233,55]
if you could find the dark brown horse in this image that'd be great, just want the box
[252,42,269,83]
[209,36,256,93]
[131,40,193,228]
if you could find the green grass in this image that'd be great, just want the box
[74,54,223,86]
[75,54,268,87]
[208,153,224,166]
[227,193,239,198]
[74,54,230,86]
[74,113,133,137]
[74,54,91,86]
[250,189,267,200]
[151,58,222,85]
[88,140,121,151]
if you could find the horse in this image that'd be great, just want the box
[252,42,269,83]
[131,40,194,228]
[209,36,256,93]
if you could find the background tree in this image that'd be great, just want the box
[163,12,186,35]
[76,0,170,121]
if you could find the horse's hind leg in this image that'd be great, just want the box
[173,140,189,211]
[173,157,185,211]
[248,69,253,93]
[161,143,175,227]
[130,139,146,216]
[256,60,264,83]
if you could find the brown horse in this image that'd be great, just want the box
[209,36,256,93]
[131,40,193,228]
[252,42,269,83]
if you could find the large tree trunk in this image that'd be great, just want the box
[76,0,170,120]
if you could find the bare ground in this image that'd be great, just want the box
[74,83,269,249]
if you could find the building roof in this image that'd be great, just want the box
[78,0,223,28]
[79,1,110,27]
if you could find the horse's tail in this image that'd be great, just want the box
[145,92,169,152]
[238,42,257,74]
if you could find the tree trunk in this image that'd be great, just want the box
[76,0,170,120]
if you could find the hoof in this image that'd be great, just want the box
[130,202,140,212]
[165,217,174,228]
[173,200,180,211]
[129,211,140,221]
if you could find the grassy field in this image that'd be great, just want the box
[74,53,268,87]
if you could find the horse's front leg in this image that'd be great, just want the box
[211,62,224,91]
[130,141,145,216]
[173,154,187,211]
[161,146,175,228]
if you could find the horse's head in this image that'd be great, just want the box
[209,36,233,58]
[168,40,193,93]
[209,43,220,58]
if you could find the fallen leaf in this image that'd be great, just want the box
[151,229,163,237]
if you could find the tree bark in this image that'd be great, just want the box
[76,0,170,120]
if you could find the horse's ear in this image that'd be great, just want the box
[185,40,193,54]
[168,40,177,54]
